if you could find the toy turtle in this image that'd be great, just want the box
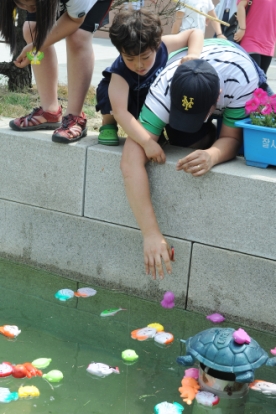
[177,327,276,383]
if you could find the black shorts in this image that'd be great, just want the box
[26,0,113,33]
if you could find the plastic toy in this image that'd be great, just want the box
[249,379,276,395]
[0,362,13,377]
[161,291,175,308]
[179,377,200,405]
[100,308,126,317]
[147,323,164,331]
[154,401,184,413]
[0,325,21,338]
[26,50,44,65]
[18,385,40,398]
[121,349,139,363]
[74,287,97,297]
[0,388,18,403]
[32,358,52,369]
[177,327,276,383]
[232,328,251,345]
[131,327,157,341]
[195,391,220,406]
[270,347,276,356]
[55,289,75,301]
[184,368,199,379]
[206,313,225,323]
[11,363,42,379]
[86,363,120,378]
[154,332,174,345]
[42,370,63,382]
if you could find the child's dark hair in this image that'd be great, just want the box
[0,0,58,54]
[109,7,163,56]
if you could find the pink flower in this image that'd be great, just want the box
[253,88,268,105]
[261,104,272,115]
[245,97,260,114]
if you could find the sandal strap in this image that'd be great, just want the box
[17,106,62,128]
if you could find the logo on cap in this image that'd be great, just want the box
[182,96,194,111]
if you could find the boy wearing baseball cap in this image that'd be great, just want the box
[120,39,266,279]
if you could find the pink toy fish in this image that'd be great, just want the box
[270,347,276,356]
[161,291,175,309]
[232,328,251,345]
[184,368,199,380]
[206,313,225,323]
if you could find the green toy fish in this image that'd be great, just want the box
[100,308,127,317]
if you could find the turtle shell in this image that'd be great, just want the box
[186,327,268,373]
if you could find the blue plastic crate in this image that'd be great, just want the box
[235,118,276,168]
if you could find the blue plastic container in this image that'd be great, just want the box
[235,118,276,168]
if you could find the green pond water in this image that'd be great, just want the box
[0,257,275,413]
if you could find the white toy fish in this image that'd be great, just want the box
[131,327,157,341]
[0,387,18,403]
[75,287,97,297]
[100,308,127,317]
[0,325,21,338]
[250,380,276,395]
[86,362,120,378]
[154,332,174,345]
[55,289,75,301]
[195,391,220,406]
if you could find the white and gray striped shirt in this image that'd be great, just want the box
[139,39,259,135]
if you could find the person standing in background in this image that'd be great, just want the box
[234,0,276,74]
[215,0,237,35]
[171,0,225,39]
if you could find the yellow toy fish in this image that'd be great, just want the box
[18,386,40,398]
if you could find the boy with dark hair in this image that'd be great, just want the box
[96,7,204,145]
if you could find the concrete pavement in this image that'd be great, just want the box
[0,37,275,90]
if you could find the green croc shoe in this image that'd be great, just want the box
[98,124,119,146]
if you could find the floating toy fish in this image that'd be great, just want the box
[42,370,63,383]
[160,291,175,308]
[154,332,174,345]
[0,362,13,377]
[32,358,52,369]
[131,327,157,341]
[86,362,120,378]
[147,323,164,332]
[0,388,18,403]
[154,401,184,413]
[55,289,75,301]
[206,313,225,323]
[270,347,276,356]
[195,391,220,407]
[184,368,199,379]
[74,287,97,297]
[179,376,200,405]
[121,349,139,363]
[100,308,126,317]
[250,380,276,395]
[232,328,251,345]
[18,385,40,398]
[0,325,21,338]
[12,363,42,379]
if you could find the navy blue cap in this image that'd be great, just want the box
[169,59,220,133]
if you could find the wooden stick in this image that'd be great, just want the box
[176,1,230,26]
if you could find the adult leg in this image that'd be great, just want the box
[10,21,61,130]
[65,29,94,116]
[260,55,273,75]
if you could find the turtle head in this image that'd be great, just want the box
[266,357,276,367]
[177,355,195,366]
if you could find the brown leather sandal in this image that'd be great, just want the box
[9,106,62,131]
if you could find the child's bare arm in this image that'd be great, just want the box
[208,9,226,39]
[109,74,166,162]
[163,28,204,60]
[171,11,184,34]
